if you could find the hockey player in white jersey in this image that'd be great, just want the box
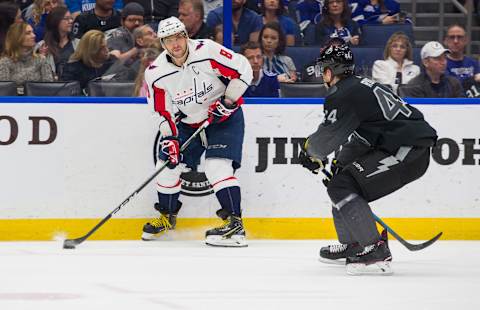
[143,17,253,247]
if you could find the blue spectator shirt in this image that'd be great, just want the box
[314,19,361,46]
[296,0,322,24]
[349,0,400,26]
[206,6,263,45]
[446,56,480,82]
[65,0,124,13]
[244,69,280,97]
[276,15,298,36]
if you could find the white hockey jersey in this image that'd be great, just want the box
[144,39,253,137]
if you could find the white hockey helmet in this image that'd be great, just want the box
[157,16,187,40]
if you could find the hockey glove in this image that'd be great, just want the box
[299,140,327,174]
[208,97,238,124]
[321,159,338,187]
[160,136,181,169]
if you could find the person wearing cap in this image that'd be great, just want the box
[107,2,145,63]
[71,0,121,39]
[142,17,253,247]
[398,41,465,98]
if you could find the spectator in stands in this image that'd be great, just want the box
[0,22,54,93]
[443,24,480,88]
[259,0,298,46]
[0,2,23,53]
[372,31,419,94]
[349,0,405,26]
[296,0,322,24]
[398,41,465,98]
[72,0,121,38]
[124,0,179,29]
[133,25,157,50]
[314,0,360,46]
[65,0,123,19]
[206,0,263,45]
[128,24,157,72]
[241,41,280,97]
[133,39,162,96]
[107,2,145,63]
[178,0,213,40]
[212,24,230,44]
[61,29,118,89]
[259,21,297,82]
[36,5,78,78]
[27,0,59,42]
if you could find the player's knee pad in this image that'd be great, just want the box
[327,172,361,205]
[155,160,182,194]
[204,158,239,192]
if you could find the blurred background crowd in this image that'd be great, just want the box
[0,0,479,97]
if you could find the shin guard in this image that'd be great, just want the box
[334,194,379,246]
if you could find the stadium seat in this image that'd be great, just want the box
[285,46,320,71]
[87,81,135,97]
[24,81,82,96]
[352,47,385,77]
[279,82,328,97]
[302,23,316,46]
[359,23,415,47]
[0,81,18,96]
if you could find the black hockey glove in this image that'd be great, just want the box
[321,159,341,187]
[299,144,327,174]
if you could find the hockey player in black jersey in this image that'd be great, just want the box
[299,43,437,275]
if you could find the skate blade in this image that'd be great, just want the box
[141,231,172,241]
[205,235,248,247]
[346,261,393,276]
[318,257,346,265]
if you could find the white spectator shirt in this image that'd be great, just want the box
[145,39,252,137]
[372,57,420,94]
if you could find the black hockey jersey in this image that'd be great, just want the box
[306,76,437,159]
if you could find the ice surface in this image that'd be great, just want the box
[0,240,478,310]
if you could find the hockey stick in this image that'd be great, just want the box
[319,168,442,251]
[63,120,211,249]
[372,214,442,251]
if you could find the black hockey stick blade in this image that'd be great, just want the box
[395,231,443,251]
[373,215,443,251]
[62,120,211,249]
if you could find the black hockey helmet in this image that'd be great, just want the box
[316,43,355,76]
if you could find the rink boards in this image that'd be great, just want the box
[0,97,479,240]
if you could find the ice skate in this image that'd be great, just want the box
[205,214,247,247]
[141,213,177,241]
[142,201,180,240]
[346,240,393,275]
[319,243,363,265]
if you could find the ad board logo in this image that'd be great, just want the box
[255,137,480,172]
[153,131,214,197]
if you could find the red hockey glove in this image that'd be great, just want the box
[208,97,238,124]
[160,136,181,168]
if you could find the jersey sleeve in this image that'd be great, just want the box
[206,40,253,100]
[144,65,178,137]
[306,99,361,160]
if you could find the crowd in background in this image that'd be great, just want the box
[0,0,479,97]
